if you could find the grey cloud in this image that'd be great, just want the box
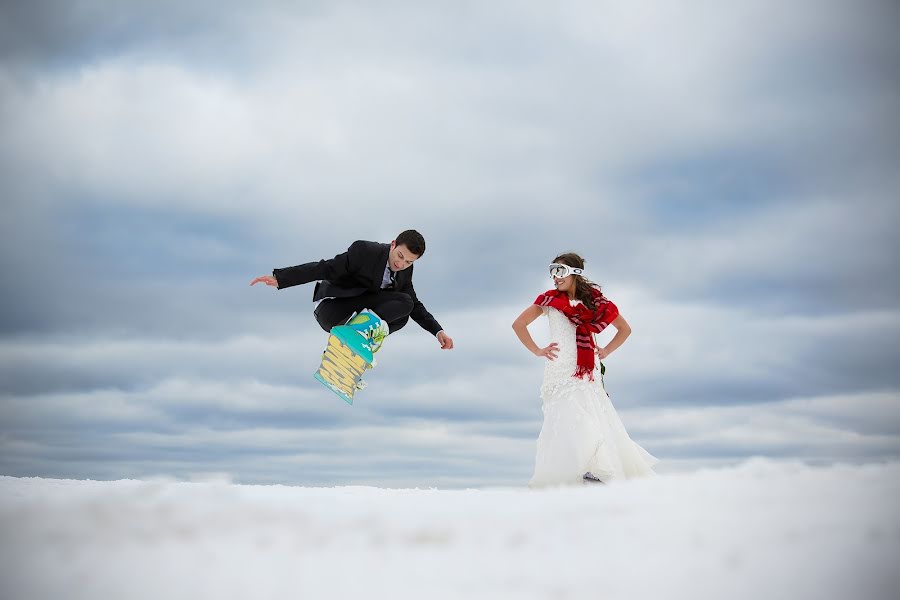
[0,0,322,68]
[1,0,899,486]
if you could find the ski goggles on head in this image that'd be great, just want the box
[549,263,584,279]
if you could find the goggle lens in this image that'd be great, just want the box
[549,263,583,279]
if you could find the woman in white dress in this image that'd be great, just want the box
[512,253,657,487]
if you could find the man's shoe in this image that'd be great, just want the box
[346,309,389,353]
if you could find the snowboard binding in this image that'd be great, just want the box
[345,309,389,356]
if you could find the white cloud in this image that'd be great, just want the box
[627,390,900,461]
[1,0,897,484]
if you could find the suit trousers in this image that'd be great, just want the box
[314,290,414,334]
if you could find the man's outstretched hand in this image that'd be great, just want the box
[250,275,278,287]
[437,331,454,350]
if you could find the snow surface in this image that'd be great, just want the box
[2,459,898,600]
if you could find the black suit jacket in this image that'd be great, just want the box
[272,240,443,336]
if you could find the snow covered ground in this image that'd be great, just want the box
[2,459,898,600]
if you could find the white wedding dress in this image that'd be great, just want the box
[529,301,658,487]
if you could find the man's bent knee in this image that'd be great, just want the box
[388,315,409,334]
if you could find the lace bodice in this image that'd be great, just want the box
[540,305,604,400]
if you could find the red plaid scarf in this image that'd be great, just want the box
[534,288,619,380]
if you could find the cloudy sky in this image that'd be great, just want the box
[1,0,898,487]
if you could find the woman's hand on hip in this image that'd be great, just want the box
[534,343,559,361]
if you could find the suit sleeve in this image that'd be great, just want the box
[271,240,364,290]
[401,271,443,336]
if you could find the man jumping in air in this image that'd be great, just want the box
[251,229,454,350]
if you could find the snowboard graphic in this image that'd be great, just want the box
[313,310,387,405]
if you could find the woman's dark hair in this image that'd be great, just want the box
[396,229,426,256]
[554,252,601,310]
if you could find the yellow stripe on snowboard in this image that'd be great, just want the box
[316,334,369,397]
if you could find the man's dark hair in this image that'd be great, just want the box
[396,229,426,256]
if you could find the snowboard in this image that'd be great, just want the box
[313,310,387,405]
